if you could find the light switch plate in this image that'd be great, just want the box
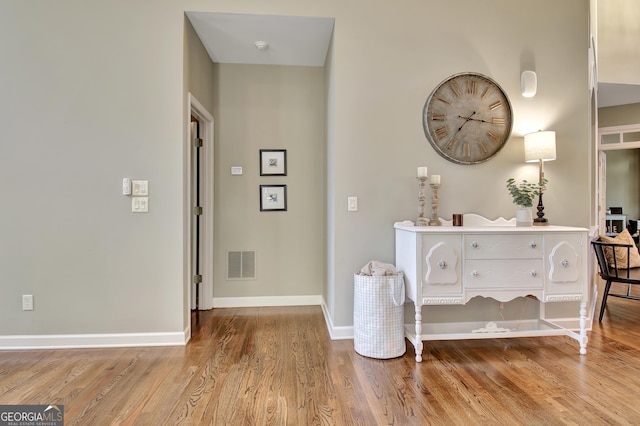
[348,196,358,212]
[132,197,149,212]
[122,178,132,195]
[231,166,243,175]
[22,294,34,311]
[132,180,148,196]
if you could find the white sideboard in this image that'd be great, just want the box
[395,216,589,362]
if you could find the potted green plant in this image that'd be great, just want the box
[506,178,546,226]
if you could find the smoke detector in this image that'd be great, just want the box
[254,41,269,51]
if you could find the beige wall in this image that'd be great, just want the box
[185,17,216,115]
[184,16,217,324]
[0,0,592,341]
[599,103,640,127]
[604,150,640,220]
[211,64,326,299]
[598,0,640,85]
[324,0,591,326]
[0,0,186,336]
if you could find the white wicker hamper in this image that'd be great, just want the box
[353,273,406,359]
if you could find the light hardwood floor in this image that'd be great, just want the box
[2,281,640,425]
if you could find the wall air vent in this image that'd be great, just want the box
[227,250,256,280]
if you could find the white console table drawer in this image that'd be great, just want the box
[465,234,542,259]
[464,259,544,288]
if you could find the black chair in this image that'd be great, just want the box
[592,239,640,321]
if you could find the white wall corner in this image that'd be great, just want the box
[321,299,353,340]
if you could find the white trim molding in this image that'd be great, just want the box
[0,297,355,349]
[213,296,355,340]
[0,329,189,350]
[598,123,640,150]
[213,295,323,308]
[186,93,215,312]
[321,301,353,340]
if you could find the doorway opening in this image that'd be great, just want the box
[188,93,214,312]
[597,124,640,240]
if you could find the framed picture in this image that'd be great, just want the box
[260,185,287,211]
[260,149,287,176]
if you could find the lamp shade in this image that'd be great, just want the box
[524,131,556,162]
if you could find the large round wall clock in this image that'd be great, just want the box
[423,72,513,165]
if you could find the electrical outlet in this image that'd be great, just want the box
[22,295,34,311]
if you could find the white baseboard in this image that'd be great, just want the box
[321,299,354,340]
[0,329,189,350]
[0,296,352,349]
[212,295,354,340]
[212,294,323,308]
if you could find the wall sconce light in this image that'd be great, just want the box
[524,130,556,225]
[521,70,537,97]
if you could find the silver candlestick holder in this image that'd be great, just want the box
[416,176,429,226]
[429,183,442,226]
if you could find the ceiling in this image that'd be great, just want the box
[185,12,334,67]
[598,83,640,108]
[186,12,638,108]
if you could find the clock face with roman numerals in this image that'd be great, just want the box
[423,72,513,165]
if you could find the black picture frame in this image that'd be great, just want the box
[260,184,287,211]
[260,149,287,176]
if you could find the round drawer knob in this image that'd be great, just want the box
[530,270,537,277]
[471,242,479,249]
[471,270,479,277]
[438,260,447,269]
[530,241,537,248]
[561,259,569,267]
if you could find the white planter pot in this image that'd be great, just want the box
[516,207,533,227]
